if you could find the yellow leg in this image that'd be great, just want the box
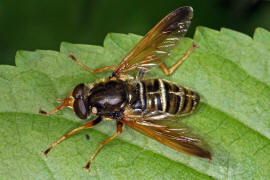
[43,116,102,156]
[83,121,123,171]
[68,54,116,74]
[39,90,74,115]
[155,43,198,75]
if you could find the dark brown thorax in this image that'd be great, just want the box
[88,80,129,119]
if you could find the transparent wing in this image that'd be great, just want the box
[112,6,193,77]
[120,117,211,160]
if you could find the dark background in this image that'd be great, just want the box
[1,0,270,65]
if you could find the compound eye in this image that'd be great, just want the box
[72,84,85,98]
[74,99,88,119]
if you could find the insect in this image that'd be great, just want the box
[39,6,211,171]
[85,134,90,140]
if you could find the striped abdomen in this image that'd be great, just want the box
[129,79,199,116]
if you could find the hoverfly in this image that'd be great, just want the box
[39,6,211,171]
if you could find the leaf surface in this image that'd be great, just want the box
[1,27,270,179]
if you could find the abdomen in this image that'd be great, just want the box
[130,79,200,116]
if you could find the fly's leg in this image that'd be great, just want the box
[39,54,116,114]
[43,116,102,156]
[68,54,116,74]
[83,121,123,171]
[155,43,198,75]
[39,90,74,115]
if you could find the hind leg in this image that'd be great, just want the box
[155,43,197,75]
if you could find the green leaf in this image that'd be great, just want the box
[1,27,270,179]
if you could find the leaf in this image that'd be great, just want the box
[1,27,270,179]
